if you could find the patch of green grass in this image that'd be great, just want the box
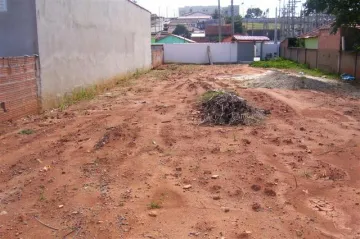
[251,58,299,69]
[59,87,97,110]
[250,58,339,79]
[243,22,280,30]
[200,90,226,103]
[19,129,35,135]
[148,201,162,209]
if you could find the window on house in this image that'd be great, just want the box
[0,0,7,12]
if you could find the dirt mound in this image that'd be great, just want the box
[200,90,269,125]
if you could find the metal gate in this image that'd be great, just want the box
[237,42,255,63]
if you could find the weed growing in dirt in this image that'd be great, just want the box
[250,58,339,79]
[302,170,312,179]
[148,201,162,209]
[149,64,197,81]
[233,133,238,142]
[19,129,35,135]
[59,87,96,110]
[167,64,180,71]
[39,191,46,201]
[59,70,147,110]
[150,70,169,81]
[200,90,226,103]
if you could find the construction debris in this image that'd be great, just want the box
[200,90,269,125]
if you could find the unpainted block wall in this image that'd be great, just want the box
[298,49,306,64]
[340,52,356,76]
[151,45,164,68]
[357,56,360,80]
[0,56,39,121]
[317,50,339,73]
[35,0,151,108]
[305,50,317,69]
[289,48,298,62]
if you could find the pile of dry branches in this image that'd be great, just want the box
[200,90,269,125]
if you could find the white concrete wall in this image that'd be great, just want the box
[164,43,237,64]
[35,0,151,108]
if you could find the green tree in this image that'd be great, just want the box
[304,0,360,32]
[212,9,219,19]
[172,25,191,39]
[225,16,245,34]
[245,8,263,18]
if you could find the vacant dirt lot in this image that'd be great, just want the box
[1,65,360,239]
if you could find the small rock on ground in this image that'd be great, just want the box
[148,211,158,217]
[264,188,276,196]
[252,203,261,212]
[0,211,8,215]
[221,207,230,212]
[251,184,261,191]
[213,195,221,200]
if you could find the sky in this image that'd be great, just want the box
[136,0,306,18]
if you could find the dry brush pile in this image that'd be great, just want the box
[199,90,270,125]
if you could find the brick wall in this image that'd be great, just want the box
[318,29,341,50]
[0,56,39,122]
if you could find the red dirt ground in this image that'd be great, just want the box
[1,65,360,239]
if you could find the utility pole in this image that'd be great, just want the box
[231,0,235,35]
[252,21,254,36]
[218,0,222,42]
[278,0,281,40]
[158,7,161,33]
[274,7,278,43]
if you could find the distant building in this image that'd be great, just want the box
[205,24,233,37]
[155,34,196,44]
[178,12,212,20]
[179,5,239,17]
[151,14,171,34]
[167,12,214,33]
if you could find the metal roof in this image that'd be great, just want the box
[298,28,320,39]
[191,32,206,38]
[178,12,212,19]
[232,35,270,41]
[156,34,196,43]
